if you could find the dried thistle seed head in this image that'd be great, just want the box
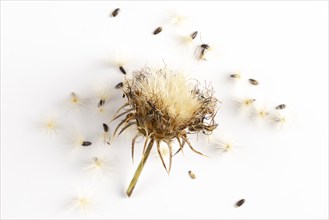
[115,67,219,197]
[120,67,219,141]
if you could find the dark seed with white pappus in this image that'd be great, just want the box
[115,82,124,89]
[248,79,259,86]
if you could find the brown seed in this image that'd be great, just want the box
[119,66,126,75]
[153,26,162,35]
[98,99,105,107]
[71,92,78,102]
[248,79,259,86]
[275,104,287,110]
[115,82,123,89]
[190,31,198,40]
[201,44,210,49]
[103,123,109,132]
[82,141,92,146]
[93,157,99,163]
[230,74,241,79]
[198,44,210,60]
[235,199,245,207]
[112,8,120,17]
[188,170,196,179]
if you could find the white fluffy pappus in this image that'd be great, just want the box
[132,70,203,125]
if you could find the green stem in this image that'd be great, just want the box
[126,138,154,197]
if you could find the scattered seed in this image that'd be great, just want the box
[119,66,126,75]
[103,123,109,132]
[248,79,259,86]
[82,141,92,146]
[243,98,256,106]
[190,31,198,40]
[112,8,120,17]
[197,44,210,60]
[115,82,123,89]
[153,26,162,35]
[235,199,245,207]
[98,99,105,107]
[230,74,241,79]
[70,92,79,103]
[188,170,196,179]
[275,104,286,110]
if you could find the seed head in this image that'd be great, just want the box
[112,67,220,197]
[118,67,219,141]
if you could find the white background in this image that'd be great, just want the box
[1,1,328,219]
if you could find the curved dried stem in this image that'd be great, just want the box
[111,108,134,122]
[174,137,185,156]
[181,136,208,157]
[131,132,142,163]
[156,140,168,173]
[118,121,137,136]
[164,140,173,173]
[126,138,154,197]
[112,119,126,138]
[142,132,154,154]
[111,103,130,120]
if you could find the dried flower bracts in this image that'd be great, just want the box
[112,67,219,197]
